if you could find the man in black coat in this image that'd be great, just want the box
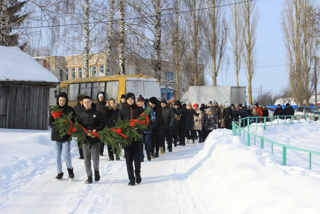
[238,103,249,127]
[223,103,233,129]
[274,104,284,118]
[283,103,294,119]
[73,94,85,159]
[96,92,109,157]
[119,92,144,186]
[149,97,163,157]
[49,92,76,180]
[77,96,105,184]
[174,100,187,146]
[160,98,175,152]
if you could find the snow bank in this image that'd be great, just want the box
[0,46,58,82]
[1,121,320,213]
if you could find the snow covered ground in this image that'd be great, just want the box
[1,120,320,214]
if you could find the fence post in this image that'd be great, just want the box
[247,132,250,146]
[264,117,266,130]
[290,116,293,124]
[277,116,279,125]
[309,153,312,170]
[261,137,264,149]
[282,145,287,166]
[254,136,256,145]
[247,117,250,132]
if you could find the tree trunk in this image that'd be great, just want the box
[154,0,162,82]
[192,0,198,86]
[105,0,115,75]
[118,0,125,75]
[174,0,180,99]
[0,0,8,46]
[83,0,90,78]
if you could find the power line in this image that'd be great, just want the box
[13,0,254,30]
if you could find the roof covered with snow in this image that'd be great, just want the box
[0,46,58,83]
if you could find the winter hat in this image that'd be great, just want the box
[174,100,182,107]
[213,100,218,105]
[230,104,235,109]
[98,93,104,98]
[121,94,126,99]
[56,92,69,106]
[137,95,145,102]
[208,101,212,105]
[239,103,243,107]
[286,103,290,106]
[149,97,158,105]
[255,103,259,107]
[160,98,167,104]
[206,108,212,114]
[193,103,198,108]
[125,92,135,100]
[224,102,230,108]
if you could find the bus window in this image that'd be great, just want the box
[80,83,92,97]
[144,81,161,99]
[92,82,106,101]
[106,81,119,100]
[126,80,143,97]
[68,83,79,101]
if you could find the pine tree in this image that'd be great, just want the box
[0,0,28,48]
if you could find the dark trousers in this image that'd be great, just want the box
[124,141,142,181]
[192,130,202,142]
[151,133,161,155]
[107,145,119,160]
[178,126,186,145]
[78,141,84,158]
[141,132,152,160]
[162,128,173,151]
[99,142,105,155]
[186,129,195,143]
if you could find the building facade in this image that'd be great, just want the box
[35,52,204,100]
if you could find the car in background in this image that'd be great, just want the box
[294,107,320,121]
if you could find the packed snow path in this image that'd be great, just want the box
[1,123,320,214]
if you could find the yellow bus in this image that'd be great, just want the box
[57,74,161,107]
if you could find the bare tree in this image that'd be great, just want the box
[202,0,227,86]
[242,0,258,105]
[118,0,125,75]
[282,0,319,107]
[229,0,243,87]
[254,86,276,105]
[105,0,116,75]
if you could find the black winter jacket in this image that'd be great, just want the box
[49,105,76,142]
[274,107,283,116]
[223,107,233,129]
[107,107,119,128]
[119,103,144,121]
[212,106,222,120]
[176,106,187,127]
[162,105,175,129]
[77,106,105,144]
[283,106,294,116]
[185,109,198,131]
[151,103,163,135]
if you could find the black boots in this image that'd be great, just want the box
[67,168,74,179]
[85,176,93,184]
[55,172,63,179]
[136,174,142,184]
[94,170,100,182]
[128,179,135,186]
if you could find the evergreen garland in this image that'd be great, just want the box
[52,111,74,139]
[72,122,90,144]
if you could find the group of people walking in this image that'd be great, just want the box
[50,91,285,186]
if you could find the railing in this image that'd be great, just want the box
[232,115,320,170]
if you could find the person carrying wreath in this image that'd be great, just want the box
[77,96,105,184]
[118,92,144,186]
[49,92,76,180]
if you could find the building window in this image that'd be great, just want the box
[99,65,104,73]
[59,68,68,81]
[71,68,76,79]
[78,67,82,78]
[165,72,174,82]
[91,66,97,76]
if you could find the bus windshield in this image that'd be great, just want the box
[126,79,160,100]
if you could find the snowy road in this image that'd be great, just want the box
[1,122,320,214]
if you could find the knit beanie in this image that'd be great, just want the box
[137,95,145,102]
[149,97,158,105]
[125,92,135,100]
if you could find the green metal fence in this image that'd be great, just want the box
[232,115,320,170]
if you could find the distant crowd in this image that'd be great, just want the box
[49,92,295,186]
